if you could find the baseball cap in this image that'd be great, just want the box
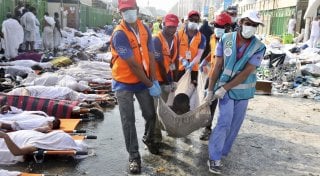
[164,14,179,27]
[118,0,137,11]
[227,5,238,13]
[241,10,264,26]
[213,12,232,26]
[188,10,200,18]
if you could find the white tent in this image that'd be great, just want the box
[304,0,320,18]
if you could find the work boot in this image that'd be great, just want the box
[199,127,211,141]
[129,159,141,174]
[142,137,160,155]
[207,160,222,175]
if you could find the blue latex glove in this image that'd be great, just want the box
[181,59,189,68]
[199,59,208,72]
[148,82,161,97]
[153,80,161,89]
[186,61,194,71]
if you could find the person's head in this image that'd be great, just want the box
[118,0,138,24]
[163,13,179,37]
[31,64,43,75]
[54,12,59,18]
[187,10,200,31]
[211,12,232,38]
[226,5,238,23]
[0,105,11,114]
[181,18,184,23]
[50,119,61,130]
[291,14,295,19]
[315,16,319,21]
[29,6,36,14]
[17,1,23,7]
[44,12,49,16]
[238,10,264,39]
[172,93,190,115]
[6,12,12,19]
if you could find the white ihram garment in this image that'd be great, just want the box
[1,18,24,59]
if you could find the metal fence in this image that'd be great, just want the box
[270,7,296,36]
[79,4,112,32]
[0,0,14,25]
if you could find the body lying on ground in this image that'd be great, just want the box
[0,130,87,164]
[0,105,60,132]
[7,85,106,101]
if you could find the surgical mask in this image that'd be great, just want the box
[241,25,257,39]
[188,22,198,30]
[231,17,237,23]
[122,9,137,23]
[214,28,225,38]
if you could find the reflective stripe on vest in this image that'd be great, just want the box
[155,31,178,82]
[110,19,150,84]
[178,28,201,71]
[209,34,217,66]
[218,32,265,100]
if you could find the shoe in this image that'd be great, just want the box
[199,128,211,141]
[129,159,141,174]
[142,138,160,155]
[207,160,222,174]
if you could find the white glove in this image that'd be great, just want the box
[170,82,177,92]
[163,85,171,93]
[214,87,227,99]
[204,90,214,103]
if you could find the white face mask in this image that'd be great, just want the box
[231,17,237,23]
[241,25,257,39]
[214,28,225,38]
[122,9,137,23]
[188,22,198,30]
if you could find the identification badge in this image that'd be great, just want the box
[169,63,176,71]
[185,51,191,60]
[224,48,232,57]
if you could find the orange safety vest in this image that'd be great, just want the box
[177,28,202,71]
[154,31,178,82]
[111,19,150,84]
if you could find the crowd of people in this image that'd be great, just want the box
[0,2,62,60]
[112,0,266,174]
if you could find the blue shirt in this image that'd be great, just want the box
[112,22,155,92]
[185,27,207,50]
[215,37,264,67]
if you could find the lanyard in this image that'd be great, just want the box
[129,26,148,72]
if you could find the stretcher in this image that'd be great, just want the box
[21,173,58,176]
[32,135,96,163]
[58,119,87,133]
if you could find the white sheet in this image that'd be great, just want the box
[0,130,86,164]
[0,169,21,176]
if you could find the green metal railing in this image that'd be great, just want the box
[270,7,296,36]
[80,4,112,32]
[0,0,14,25]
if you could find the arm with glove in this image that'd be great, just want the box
[186,49,204,71]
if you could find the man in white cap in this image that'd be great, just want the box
[204,10,266,174]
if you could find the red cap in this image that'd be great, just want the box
[118,0,137,11]
[213,12,232,26]
[164,14,179,27]
[188,10,200,18]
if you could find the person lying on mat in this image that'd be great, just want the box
[170,93,190,115]
[0,130,87,164]
[0,105,61,132]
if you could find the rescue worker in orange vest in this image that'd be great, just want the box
[177,10,206,83]
[198,12,232,141]
[152,13,179,143]
[110,0,161,174]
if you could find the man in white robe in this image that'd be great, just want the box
[43,13,55,51]
[20,7,38,51]
[1,13,24,59]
